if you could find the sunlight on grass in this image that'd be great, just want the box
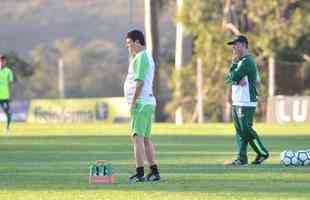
[0,123,309,199]
[1,122,310,136]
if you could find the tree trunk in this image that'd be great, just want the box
[240,0,249,32]
[222,0,232,27]
[196,57,204,123]
[222,0,236,122]
[268,55,276,97]
[267,55,276,123]
[222,89,231,122]
[175,0,192,124]
[58,58,65,98]
[145,0,159,67]
[145,0,161,120]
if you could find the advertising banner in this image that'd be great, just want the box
[0,100,30,122]
[267,96,310,123]
[27,97,129,123]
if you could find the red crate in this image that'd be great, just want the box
[89,175,116,184]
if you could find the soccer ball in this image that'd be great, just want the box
[302,150,310,165]
[296,151,309,166]
[280,150,295,166]
[291,156,301,166]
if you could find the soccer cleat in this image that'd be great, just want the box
[251,154,269,165]
[224,159,248,166]
[128,174,145,184]
[146,172,160,182]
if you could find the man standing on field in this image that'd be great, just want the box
[124,30,160,183]
[0,54,14,134]
[224,35,269,165]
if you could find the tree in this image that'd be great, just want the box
[144,0,161,121]
[28,47,59,98]
[173,0,193,124]
[172,0,231,122]
[171,0,310,122]
[246,0,308,97]
[4,51,34,78]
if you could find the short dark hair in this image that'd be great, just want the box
[126,30,145,46]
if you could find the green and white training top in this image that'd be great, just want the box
[225,54,260,107]
[0,67,14,100]
[124,50,156,106]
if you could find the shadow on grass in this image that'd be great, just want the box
[0,163,309,193]
[0,165,310,194]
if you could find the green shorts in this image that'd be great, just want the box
[130,102,155,138]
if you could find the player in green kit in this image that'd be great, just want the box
[224,36,269,165]
[124,30,160,183]
[0,55,14,134]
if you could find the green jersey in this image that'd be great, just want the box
[124,50,156,106]
[225,54,259,107]
[0,67,14,100]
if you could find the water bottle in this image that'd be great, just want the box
[89,164,97,176]
[105,164,113,176]
[98,164,105,176]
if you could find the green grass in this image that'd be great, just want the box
[0,123,309,200]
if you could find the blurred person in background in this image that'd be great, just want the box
[0,54,14,134]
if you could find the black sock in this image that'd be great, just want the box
[150,164,159,175]
[136,166,144,177]
[6,112,11,129]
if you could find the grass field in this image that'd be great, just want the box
[0,123,309,200]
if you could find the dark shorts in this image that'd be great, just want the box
[0,100,10,112]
